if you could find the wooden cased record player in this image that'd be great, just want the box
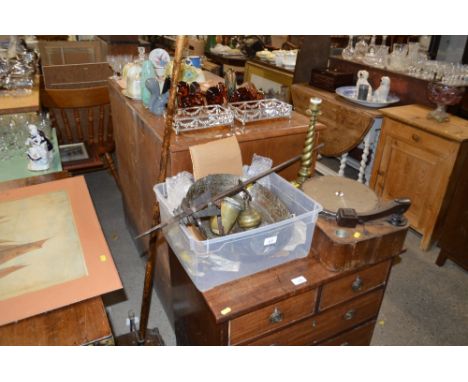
[304,176,410,272]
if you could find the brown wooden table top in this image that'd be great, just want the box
[199,248,398,325]
[0,87,40,115]
[206,52,247,66]
[291,83,381,156]
[0,297,112,345]
[108,78,323,154]
[247,58,295,75]
[380,104,468,142]
[0,171,113,346]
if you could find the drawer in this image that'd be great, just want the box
[229,289,317,345]
[319,260,391,311]
[318,320,376,346]
[246,288,384,346]
[384,118,458,156]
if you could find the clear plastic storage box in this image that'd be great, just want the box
[155,173,322,291]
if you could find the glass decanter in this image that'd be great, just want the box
[341,35,355,61]
[375,36,389,68]
[353,36,369,62]
[427,81,465,122]
[368,35,377,52]
[387,43,409,72]
[363,36,379,67]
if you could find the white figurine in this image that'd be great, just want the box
[25,124,53,171]
[355,70,372,101]
[373,76,391,103]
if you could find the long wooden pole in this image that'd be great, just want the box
[138,35,187,343]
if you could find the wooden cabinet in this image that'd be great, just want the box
[370,105,468,250]
[169,248,394,346]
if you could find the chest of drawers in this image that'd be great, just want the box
[168,246,395,346]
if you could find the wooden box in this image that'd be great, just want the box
[38,40,107,66]
[309,68,354,92]
[43,63,112,89]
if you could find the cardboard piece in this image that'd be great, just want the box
[189,136,243,180]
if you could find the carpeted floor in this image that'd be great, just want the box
[85,170,468,346]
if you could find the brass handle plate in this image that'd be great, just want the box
[351,276,363,292]
[343,309,356,321]
[269,307,283,324]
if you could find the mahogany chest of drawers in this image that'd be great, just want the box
[168,246,395,346]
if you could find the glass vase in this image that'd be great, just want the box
[427,81,465,122]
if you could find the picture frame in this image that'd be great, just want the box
[59,142,89,163]
[0,176,122,326]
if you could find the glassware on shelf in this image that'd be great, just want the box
[353,36,369,62]
[341,35,355,61]
[373,36,389,68]
[407,42,420,68]
[387,43,409,72]
[368,35,377,52]
[426,81,465,122]
[363,36,379,67]
[375,46,389,68]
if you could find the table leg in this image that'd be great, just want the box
[338,152,348,177]
[358,134,371,183]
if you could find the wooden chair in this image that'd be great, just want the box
[40,86,119,185]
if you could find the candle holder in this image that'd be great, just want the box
[291,97,322,189]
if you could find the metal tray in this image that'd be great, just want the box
[172,105,234,135]
[335,86,400,108]
[228,99,292,125]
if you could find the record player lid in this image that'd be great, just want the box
[302,176,379,214]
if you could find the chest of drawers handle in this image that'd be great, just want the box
[351,276,363,292]
[269,308,283,324]
[411,133,421,142]
[343,309,356,321]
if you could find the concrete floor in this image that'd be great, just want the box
[85,170,468,346]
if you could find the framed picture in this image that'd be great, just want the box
[0,176,122,326]
[244,61,294,102]
[59,142,89,163]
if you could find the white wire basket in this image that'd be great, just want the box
[172,105,234,135]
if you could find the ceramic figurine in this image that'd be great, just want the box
[140,57,155,107]
[355,70,372,101]
[373,76,391,103]
[25,124,53,171]
[146,78,170,116]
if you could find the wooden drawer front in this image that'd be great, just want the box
[318,320,376,346]
[246,288,384,346]
[384,118,458,156]
[229,289,317,345]
[319,260,391,311]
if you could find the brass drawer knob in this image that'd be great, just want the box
[343,309,356,321]
[351,276,363,292]
[411,133,421,142]
[269,307,283,324]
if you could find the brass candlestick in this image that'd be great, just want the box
[291,97,322,188]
